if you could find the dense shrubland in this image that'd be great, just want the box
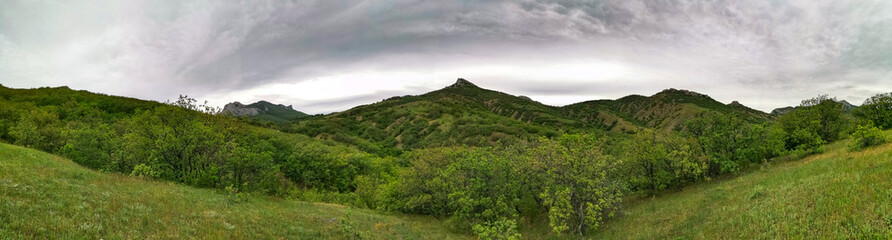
[3,85,891,237]
[0,89,375,200]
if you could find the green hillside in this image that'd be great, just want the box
[593,131,892,239]
[0,143,463,239]
[563,88,771,132]
[289,78,596,153]
[289,79,772,153]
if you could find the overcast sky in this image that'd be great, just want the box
[2,0,891,114]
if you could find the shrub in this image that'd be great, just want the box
[130,164,160,179]
[850,124,885,151]
[472,219,522,240]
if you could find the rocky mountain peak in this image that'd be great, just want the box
[446,78,478,89]
[656,88,706,97]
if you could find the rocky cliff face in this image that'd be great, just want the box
[222,101,308,123]
[223,102,261,116]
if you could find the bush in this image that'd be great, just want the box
[472,219,522,240]
[130,164,160,179]
[850,124,885,151]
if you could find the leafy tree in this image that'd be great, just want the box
[525,134,624,235]
[854,93,892,129]
[11,107,64,152]
[60,121,122,170]
[775,95,849,154]
[799,95,849,142]
[625,129,707,194]
[380,147,520,231]
[685,112,779,175]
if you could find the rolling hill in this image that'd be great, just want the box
[563,88,772,132]
[0,142,463,239]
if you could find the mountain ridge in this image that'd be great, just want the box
[290,78,771,152]
[223,100,308,123]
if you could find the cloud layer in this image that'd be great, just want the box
[2,0,891,113]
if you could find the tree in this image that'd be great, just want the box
[799,95,848,142]
[11,107,64,152]
[380,146,520,231]
[60,121,122,170]
[685,112,778,175]
[625,129,707,194]
[776,95,849,154]
[526,134,624,235]
[855,93,892,129]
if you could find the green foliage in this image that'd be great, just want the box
[523,135,624,235]
[625,129,708,194]
[380,146,519,231]
[850,123,885,151]
[0,143,460,239]
[288,80,592,153]
[472,219,522,240]
[10,107,64,152]
[854,93,892,130]
[685,112,781,175]
[0,89,379,199]
[775,95,850,155]
[130,163,160,179]
[592,135,892,239]
[60,121,121,170]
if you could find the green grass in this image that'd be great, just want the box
[0,143,465,239]
[593,131,892,239]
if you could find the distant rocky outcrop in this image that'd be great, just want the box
[223,101,307,123]
[223,102,261,116]
[445,78,478,89]
[770,106,796,116]
[770,100,858,116]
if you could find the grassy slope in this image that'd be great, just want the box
[593,131,892,239]
[0,143,465,240]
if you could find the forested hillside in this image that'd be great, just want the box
[288,78,595,155]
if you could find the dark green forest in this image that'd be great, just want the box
[1,82,889,238]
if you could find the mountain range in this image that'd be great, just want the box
[285,78,771,152]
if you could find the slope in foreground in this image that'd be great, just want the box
[0,143,463,239]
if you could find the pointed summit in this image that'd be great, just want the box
[446,78,478,89]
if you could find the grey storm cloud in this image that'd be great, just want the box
[1,0,891,113]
